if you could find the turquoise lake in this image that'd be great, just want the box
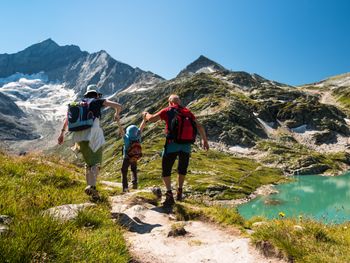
[238,173,350,224]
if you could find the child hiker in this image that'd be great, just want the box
[118,116,146,192]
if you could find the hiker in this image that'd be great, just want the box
[117,115,147,192]
[58,84,122,200]
[143,94,209,207]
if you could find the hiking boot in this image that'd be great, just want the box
[84,185,94,196]
[162,191,175,207]
[122,188,129,193]
[132,183,138,190]
[176,188,183,201]
[91,189,100,202]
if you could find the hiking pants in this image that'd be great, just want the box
[121,158,137,189]
[162,151,190,177]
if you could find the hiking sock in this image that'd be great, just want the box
[85,166,98,186]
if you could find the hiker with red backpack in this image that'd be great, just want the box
[118,115,146,192]
[143,94,209,207]
[58,84,122,200]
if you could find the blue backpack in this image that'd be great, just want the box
[67,99,95,131]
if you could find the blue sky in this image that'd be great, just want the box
[0,0,349,85]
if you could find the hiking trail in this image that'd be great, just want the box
[109,189,285,263]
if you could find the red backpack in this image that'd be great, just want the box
[168,107,197,144]
[127,141,142,163]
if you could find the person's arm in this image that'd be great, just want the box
[115,115,125,137]
[139,119,147,132]
[195,120,209,151]
[58,118,68,145]
[103,99,123,134]
[143,111,162,123]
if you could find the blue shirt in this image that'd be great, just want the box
[123,128,141,157]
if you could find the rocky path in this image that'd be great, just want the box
[319,90,342,108]
[109,190,284,263]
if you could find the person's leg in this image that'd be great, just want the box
[162,152,178,206]
[78,141,102,198]
[130,161,138,188]
[176,151,190,201]
[121,158,130,191]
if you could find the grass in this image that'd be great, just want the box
[0,152,130,263]
[100,133,284,200]
[251,218,350,263]
[173,202,350,262]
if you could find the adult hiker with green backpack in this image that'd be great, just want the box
[143,94,209,207]
[58,84,122,200]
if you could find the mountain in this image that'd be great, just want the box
[0,39,164,96]
[0,91,38,141]
[177,55,226,77]
[97,65,350,179]
[0,39,164,150]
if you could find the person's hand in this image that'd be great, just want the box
[202,139,209,151]
[58,133,64,145]
[142,112,148,120]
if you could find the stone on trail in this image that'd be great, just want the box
[44,203,96,221]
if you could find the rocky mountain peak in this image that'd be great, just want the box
[177,55,226,77]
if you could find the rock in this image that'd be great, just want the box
[312,130,337,145]
[292,164,331,175]
[0,224,9,234]
[151,186,162,199]
[264,198,283,206]
[0,215,12,225]
[100,180,123,188]
[254,184,278,196]
[255,240,281,258]
[293,225,304,231]
[44,203,96,221]
[252,221,268,228]
[168,225,188,237]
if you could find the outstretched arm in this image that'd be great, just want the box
[195,120,209,151]
[58,118,68,145]
[103,99,123,135]
[143,111,162,123]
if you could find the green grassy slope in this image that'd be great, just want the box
[0,152,130,262]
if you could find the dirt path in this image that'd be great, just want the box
[109,190,284,263]
[319,91,341,108]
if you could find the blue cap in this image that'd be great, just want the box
[126,125,140,140]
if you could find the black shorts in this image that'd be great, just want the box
[162,151,190,177]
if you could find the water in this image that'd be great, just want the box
[238,173,350,224]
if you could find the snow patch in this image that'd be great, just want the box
[0,73,76,122]
[256,117,276,135]
[291,125,308,133]
[196,66,216,74]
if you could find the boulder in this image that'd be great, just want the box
[44,203,96,221]
[252,221,268,228]
[0,215,12,225]
[293,225,304,231]
[312,130,337,145]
